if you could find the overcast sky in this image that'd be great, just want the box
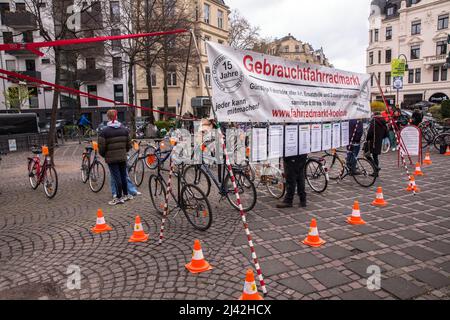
[225,0,372,74]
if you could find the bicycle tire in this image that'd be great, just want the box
[144,145,159,170]
[224,170,257,212]
[89,161,105,193]
[81,155,89,183]
[323,154,345,180]
[133,159,145,187]
[180,184,213,231]
[263,166,285,199]
[352,158,377,188]
[148,174,167,216]
[434,133,450,152]
[183,165,212,197]
[43,166,58,199]
[305,158,328,193]
[381,138,390,154]
[28,159,39,190]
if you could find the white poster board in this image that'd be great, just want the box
[268,125,284,159]
[332,123,341,149]
[299,124,311,155]
[341,121,350,147]
[251,128,268,162]
[8,139,17,152]
[322,124,332,151]
[285,125,299,157]
[311,124,322,152]
[400,126,420,156]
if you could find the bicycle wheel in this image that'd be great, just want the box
[183,165,212,197]
[133,159,145,187]
[181,184,213,231]
[144,145,158,170]
[28,159,39,190]
[224,171,257,212]
[305,159,328,193]
[323,154,345,180]
[89,161,105,193]
[381,138,390,154]
[148,174,167,216]
[81,155,89,183]
[242,162,256,183]
[353,158,377,188]
[434,133,450,152]
[43,166,58,199]
[263,166,285,199]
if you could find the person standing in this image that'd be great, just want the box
[411,108,423,127]
[365,112,388,173]
[346,119,364,175]
[276,154,308,209]
[98,110,132,205]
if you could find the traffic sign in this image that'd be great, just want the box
[391,59,406,77]
[393,76,403,90]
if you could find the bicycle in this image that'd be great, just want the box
[28,146,58,198]
[71,125,97,144]
[323,148,377,187]
[243,160,285,199]
[80,140,106,193]
[148,148,213,231]
[433,128,450,152]
[304,156,329,193]
[127,140,147,187]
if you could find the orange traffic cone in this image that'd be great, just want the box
[128,216,149,243]
[371,187,388,207]
[413,163,424,176]
[406,176,420,192]
[347,201,366,225]
[423,152,432,165]
[185,240,212,273]
[302,219,326,247]
[238,269,264,300]
[91,209,112,233]
[445,146,450,156]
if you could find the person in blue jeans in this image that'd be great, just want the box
[346,119,364,175]
[110,169,141,198]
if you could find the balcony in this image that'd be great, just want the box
[423,54,447,68]
[16,71,41,80]
[77,68,106,83]
[5,43,40,57]
[2,11,37,29]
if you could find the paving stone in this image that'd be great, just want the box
[402,246,440,262]
[233,234,249,246]
[289,252,324,268]
[391,216,417,226]
[409,268,450,289]
[270,217,294,227]
[381,277,427,300]
[375,252,414,268]
[277,276,316,295]
[256,230,283,241]
[352,225,379,235]
[320,246,353,260]
[373,234,405,246]
[238,245,273,260]
[338,287,381,300]
[345,258,385,277]
[259,260,291,277]
[311,268,351,288]
[348,239,381,252]
[372,221,398,230]
[417,225,447,236]
[270,240,302,254]
[397,229,428,241]
[437,261,450,273]
[326,229,354,241]
[423,241,450,255]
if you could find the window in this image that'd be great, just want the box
[204,35,210,53]
[2,32,13,44]
[442,66,448,81]
[0,3,10,25]
[110,1,120,23]
[16,3,26,12]
[41,59,50,64]
[111,29,121,50]
[86,58,96,69]
[387,6,395,16]
[218,39,224,45]
[438,14,449,30]
[25,59,35,71]
[386,49,392,63]
[285,46,289,53]
[411,21,421,35]
[217,10,223,29]
[113,84,124,103]
[28,87,38,109]
[386,27,392,40]
[205,67,211,87]
[411,45,420,60]
[436,41,447,56]
[371,74,374,87]
[415,68,421,83]
[374,29,379,42]
[167,67,177,87]
[5,60,16,71]
[385,72,391,86]
[23,31,33,43]
[112,57,122,78]
[197,67,200,86]
[151,68,157,87]
[369,52,374,65]
[408,69,414,83]
[295,45,300,52]
[204,3,210,24]
[369,30,373,43]
[433,66,440,82]
[87,85,98,106]
[378,51,381,64]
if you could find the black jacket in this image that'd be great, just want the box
[366,116,388,155]
[98,123,131,164]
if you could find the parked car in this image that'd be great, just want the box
[40,119,66,134]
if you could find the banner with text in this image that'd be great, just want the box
[206,42,371,123]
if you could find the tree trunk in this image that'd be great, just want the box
[48,48,61,165]
[128,58,136,138]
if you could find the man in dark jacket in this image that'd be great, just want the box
[276,154,308,209]
[366,112,388,172]
[346,119,364,175]
[98,110,132,205]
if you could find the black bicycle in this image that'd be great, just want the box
[305,156,329,193]
[80,140,106,193]
[127,140,148,187]
[148,146,213,231]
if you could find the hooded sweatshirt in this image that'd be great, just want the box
[98,121,131,164]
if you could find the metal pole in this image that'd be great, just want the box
[179,33,193,120]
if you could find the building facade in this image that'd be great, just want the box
[134,0,230,120]
[258,34,333,67]
[0,0,129,127]
[367,0,450,107]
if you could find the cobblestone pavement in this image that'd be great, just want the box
[0,142,449,300]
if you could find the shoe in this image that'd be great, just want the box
[123,194,134,201]
[109,197,124,206]
[276,202,293,209]
[135,191,142,196]
[299,201,307,208]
